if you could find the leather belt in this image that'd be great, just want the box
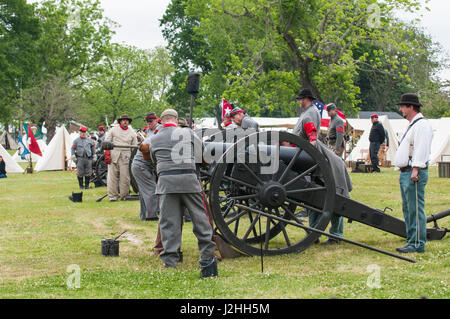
[159,169,197,176]
[400,166,428,172]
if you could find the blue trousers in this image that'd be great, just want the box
[399,169,428,249]
[309,211,343,239]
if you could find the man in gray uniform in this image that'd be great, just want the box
[326,103,345,157]
[95,126,106,155]
[293,89,346,244]
[71,126,95,190]
[229,107,259,130]
[131,132,159,221]
[150,108,217,275]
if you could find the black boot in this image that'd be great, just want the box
[77,177,84,190]
[84,176,90,189]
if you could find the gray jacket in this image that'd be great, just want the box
[293,105,321,140]
[151,125,204,195]
[328,115,345,152]
[241,115,259,130]
[71,137,95,158]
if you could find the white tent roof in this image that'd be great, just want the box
[0,143,24,173]
[35,126,74,171]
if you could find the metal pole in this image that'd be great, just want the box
[236,204,417,263]
[189,94,195,128]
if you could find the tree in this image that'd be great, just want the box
[356,23,446,114]
[80,44,174,129]
[0,0,41,124]
[35,0,115,84]
[160,0,212,118]
[19,0,115,139]
[21,73,79,142]
[163,0,430,117]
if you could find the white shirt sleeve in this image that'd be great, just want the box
[411,121,433,168]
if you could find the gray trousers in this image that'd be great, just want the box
[159,192,215,267]
[76,157,92,177]
[131,161,159,220]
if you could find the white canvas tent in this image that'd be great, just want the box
[0,143,24,173]
[347,116,399,163]
[0,131,18,149]
[35,126,75,171]
[429,117,450,165]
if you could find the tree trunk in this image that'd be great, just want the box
[46,122,57,144]
[300,62,322,102]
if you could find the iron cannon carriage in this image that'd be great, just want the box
[102,129,449,262]
[200,129,449,263]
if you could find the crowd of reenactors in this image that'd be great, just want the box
[69,88,432,277]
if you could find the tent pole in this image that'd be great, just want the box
[62,127,66,171]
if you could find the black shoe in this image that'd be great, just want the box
[178,251,183,263]
[396,246,424,253]
[145,216,159,221]
[200,258,218,278]
[314,239,320,244]
[323,239,340,245]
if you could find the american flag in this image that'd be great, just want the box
[313,100,346,129]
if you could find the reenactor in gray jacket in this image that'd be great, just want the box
[229,107,259,130]
[150,108,217,275]
[293,89,321,145]
[71,126,95,190]
[326,103,345,157]
[131,113,160,221]
[293,89,345,244]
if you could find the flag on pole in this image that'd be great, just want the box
[28,125,42,156]
[314,101,346,128]
[23,123,44,140]
[17,134,30,160]
[221,98,233,120]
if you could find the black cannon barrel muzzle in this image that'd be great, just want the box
[427,209,450,223]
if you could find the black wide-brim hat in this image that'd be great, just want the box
[296,88,315,100]
[117,114,132,123]
[396,93,422,107]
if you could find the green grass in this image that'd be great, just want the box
[0,167,448,299]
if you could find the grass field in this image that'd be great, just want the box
[0,163,448,299]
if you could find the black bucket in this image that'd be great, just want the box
[101,239,119,256]
[200,257,218,278]
[69,192,83,203]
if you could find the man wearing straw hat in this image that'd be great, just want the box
[105,114,138,201]
[394,93,433,253]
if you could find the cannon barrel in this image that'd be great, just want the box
[203,142,316,174]
[427,209,450,223]
[101,141,138,151]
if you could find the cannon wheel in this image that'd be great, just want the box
[209,131,336,256]
[129,148,139,194]
[94,154,108,186]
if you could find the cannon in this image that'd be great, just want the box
[200,130,449,263]
[100,129,449,262]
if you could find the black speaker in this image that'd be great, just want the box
[187,72,200,94]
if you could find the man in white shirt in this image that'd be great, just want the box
[393,93,433,253]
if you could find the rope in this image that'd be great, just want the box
[415,181,420,249]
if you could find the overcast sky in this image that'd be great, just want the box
[29,0,449,81]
